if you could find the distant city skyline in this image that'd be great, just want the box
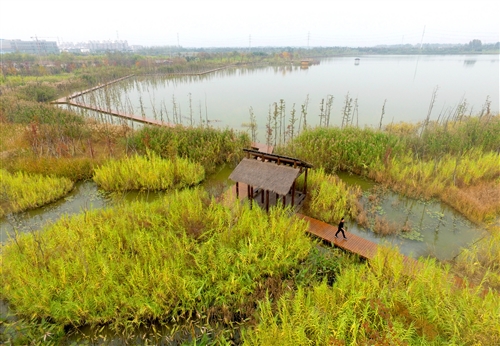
[1,0,498,48]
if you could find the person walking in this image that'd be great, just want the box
[335,217,347,240]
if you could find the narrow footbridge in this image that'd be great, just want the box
[296,214,419,268]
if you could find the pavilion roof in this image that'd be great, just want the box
[229,158,301,195]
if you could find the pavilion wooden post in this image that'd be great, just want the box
[282,195,286,208]
[261,189,264,203]
[303,168,308,194]
[265,190,270,212]
[248,184,252,209]
[236,182,239,199]
[291,180,296,206]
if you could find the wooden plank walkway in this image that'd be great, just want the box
[51,69,231,127]
[297,214,420,269]
[52,75,135,104]
[249,142,274,154]
[297,214,378,260]
[65,101,177,127]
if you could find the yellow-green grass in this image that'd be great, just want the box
[0,188,312,329]
[0,169,74,217]
[0,72,75,88]
[242,247,500,345]
[296,168,362,224]
[453,225,500,291]
[93,152,205,191]
[130,125,250,174]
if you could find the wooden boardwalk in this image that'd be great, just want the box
[51,69,231,127]
[297,214,378,260]
[296,214,420,268]
[64,101,177,127]
[52,75,135,104]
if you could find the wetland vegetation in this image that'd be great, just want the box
[0,51,499,344]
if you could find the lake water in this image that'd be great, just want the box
[74,54,499,142]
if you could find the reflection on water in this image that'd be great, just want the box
[463,59,477,67]
[69,55,498,143]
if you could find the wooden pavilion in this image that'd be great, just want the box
[229,148,313,212]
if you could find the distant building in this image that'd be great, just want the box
[88,40,130,52]
[0,39,59,54]
[58,40,130,53]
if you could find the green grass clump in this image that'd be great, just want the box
[242,248,500,345]
[0,188,312,329]
[130,126,250,173]
[0,169,74,217]
[297,168,362,224]
[93,151,205,191]
[453,225,500,291]
[283,126,404,175]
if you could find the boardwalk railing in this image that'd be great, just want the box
[51,67,234,127]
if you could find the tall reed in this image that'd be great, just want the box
[129,125,250,173]
[242,247,500,345]
[93,151,204,191]
[296,168,362,224]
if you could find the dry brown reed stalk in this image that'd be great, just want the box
[0,123,28,151]
[356,210,369,229]
[373,215,399,236]
[440,181,500,223]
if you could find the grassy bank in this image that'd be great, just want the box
[0,169,74,217]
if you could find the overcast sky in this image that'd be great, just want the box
[1,0,499,47]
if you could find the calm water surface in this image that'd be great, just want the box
[75,54,499,142]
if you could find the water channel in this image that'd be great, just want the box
[1,167,486,262]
